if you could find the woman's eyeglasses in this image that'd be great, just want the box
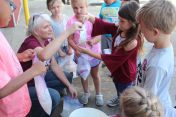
[32,13,44,25]
[32,14,40,22]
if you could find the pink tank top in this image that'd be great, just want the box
[67,16,101,60]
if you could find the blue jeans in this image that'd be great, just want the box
[27,87,60,117]
[114,82,134,98]
[45,70,73,92]
[27,70,73,117]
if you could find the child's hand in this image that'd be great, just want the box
[31,61,47,76]
[82,13,95,23]
[77,46,89,54]
[87,40,94,47]
[87,36,101,47]
[67,48,73,55]
[75,50,81,57]
[67,22,83,35]
[18,49,35,62]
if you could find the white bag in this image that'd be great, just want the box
[33,55,52,115]
[79,25,87,46]
[77,54,91,80]
[59,55,76,72]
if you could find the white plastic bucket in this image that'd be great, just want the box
[69,108,108,117]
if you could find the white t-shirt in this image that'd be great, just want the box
[114,35,125,47]
[51,14,68,47]
[138,45,176,117]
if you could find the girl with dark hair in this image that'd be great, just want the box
[78,1,144,107]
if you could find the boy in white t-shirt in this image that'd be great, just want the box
[136,0,176,117]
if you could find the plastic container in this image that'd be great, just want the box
[69,108,108,117]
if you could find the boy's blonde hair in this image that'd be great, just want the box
[71,0,88,6]
[136,0,176,34]
[120,86,164,117]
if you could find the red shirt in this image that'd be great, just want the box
[92,18,139,83]
[18,35,49,85]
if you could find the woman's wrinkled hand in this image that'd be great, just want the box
[68,85,77,98]
[67,22,83,35]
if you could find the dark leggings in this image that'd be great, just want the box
[114,81,134,98]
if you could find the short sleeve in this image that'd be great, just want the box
[18,37,40,53]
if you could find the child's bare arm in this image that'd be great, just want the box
[68,35,81,56]
[0,61,46,99]
[87,14,96,24]
[77,46,102,60]
[68,35,79,51]
[67,45,73,55]
[87,36,101,46]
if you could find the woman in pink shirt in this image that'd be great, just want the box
[0,1,82,116]
[0,1,46,117]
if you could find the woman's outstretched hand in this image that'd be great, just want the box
[67,22,83,35]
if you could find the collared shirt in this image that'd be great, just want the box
[0,32,31,117]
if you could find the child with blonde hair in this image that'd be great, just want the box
[47,0,71,58]
[112,86,163,117]
[136,0,176,116]
[47,0,76,96]
[67,0,104,106]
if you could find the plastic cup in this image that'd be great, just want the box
[103,49,111,54]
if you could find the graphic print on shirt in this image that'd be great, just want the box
[100,7,120,23]
[137,59,147,86]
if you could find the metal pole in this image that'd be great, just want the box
[23,0,30,26]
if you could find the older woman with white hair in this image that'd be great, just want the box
[18,13,82,117]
